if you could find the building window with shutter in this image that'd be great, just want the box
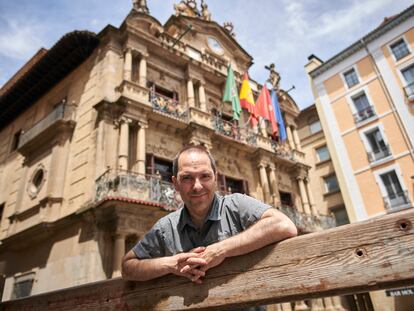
[390,38,410,61]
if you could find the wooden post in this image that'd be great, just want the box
[2,209,414,310]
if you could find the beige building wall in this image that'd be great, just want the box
[306,5,414,310]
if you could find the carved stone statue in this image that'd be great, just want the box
[265,63,281,90]
[201,0,211,21]
[174,0,199,17]
[133,0,149,14]
[223,22,236,37]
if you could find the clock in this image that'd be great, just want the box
[207,37,224,55]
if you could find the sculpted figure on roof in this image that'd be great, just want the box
[266,63,281,91]
[133,0,149,14]
[174,0,199,17]
[200,0,211,21]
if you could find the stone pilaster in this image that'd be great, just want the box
[286,124,295,150]
[139,53,148,87]
[112,233,126,278]
[199,82,206,111]
[259,163,271,203]
[123,48,132,81]
[136,122,147,175]
[305,177,318,216]
[118,118,130,170]
[297,176,311,214]
[187,79,195,107]
[268,164,280,206]
[292,126,302,150]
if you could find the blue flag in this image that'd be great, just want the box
[271,90,287,141]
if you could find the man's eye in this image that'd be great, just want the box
[181,176,193,182]
[201,174,212,181]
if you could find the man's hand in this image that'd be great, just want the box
[180,244,226,282]
[168,247,208,283]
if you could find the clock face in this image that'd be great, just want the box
[207,37,224,55]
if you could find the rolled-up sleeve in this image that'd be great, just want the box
[132,222,166,259]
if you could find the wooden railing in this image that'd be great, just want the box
[1,209,413,310]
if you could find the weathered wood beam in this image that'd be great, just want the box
[2,209,414,311]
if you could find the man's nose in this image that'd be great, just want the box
[192,178,203,190]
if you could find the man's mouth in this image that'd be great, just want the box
[189,193,208,198]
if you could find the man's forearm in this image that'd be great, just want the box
[122,255,171,281]
[216,211,297,258]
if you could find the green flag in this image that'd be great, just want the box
[222,64,241,120]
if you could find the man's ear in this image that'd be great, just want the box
[172,176,179,190]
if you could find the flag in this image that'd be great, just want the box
[223,64,241,120]
[239,73,258,127]
[266,87,278,135]
[255,85,270,120]
[271,89,287,141]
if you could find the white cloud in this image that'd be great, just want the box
[0,17,44,60]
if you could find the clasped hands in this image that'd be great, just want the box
[170,245,226,284]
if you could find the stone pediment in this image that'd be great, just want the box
[164,15,253,72]
[279,90,300,116]
[122,9,164,37]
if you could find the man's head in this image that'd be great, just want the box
[172,146,217,215]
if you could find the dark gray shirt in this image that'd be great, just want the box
[133,193,271,259]
[132,193,270,311]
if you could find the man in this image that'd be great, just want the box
[122,145,297,295]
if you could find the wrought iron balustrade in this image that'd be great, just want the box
[367,144,391,162]
[384,190,411,211]
[404,81,414,100]
[95,170,182,210]
[149,90,187,120]
[353,106,376,124]
[18,102,73,148]
[212,116,257,146]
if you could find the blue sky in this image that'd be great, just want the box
[0,0,412,109]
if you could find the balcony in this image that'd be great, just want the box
[18,101,75,156]
[404,81,414,101]
[278,205,336,232]
[212,116,257,146]
[384,190,411,212]
[367,144,391,163]
[95,170,182,210]
[149,90,188,121]
[353,106,376,124]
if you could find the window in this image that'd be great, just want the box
[330,206,350,227]
[146,155,173,182]
[279,191,294,207]
[401,64,414,98]
[324,174,339,193]
[315,145,330,162]
[11,130,22,152]
[0,203,4,225]
[352,93,375,123]
[218,174,248,195]
[12,273,35,299]
[343,68,359,88]
[364,128,391,162]
[390,39,410,61]
[309,120,322,134]
[27,167,46,198]
[380,170,409,209]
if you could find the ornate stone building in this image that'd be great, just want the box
[0,1,335,309]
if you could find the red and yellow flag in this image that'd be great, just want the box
[239,73,258,126]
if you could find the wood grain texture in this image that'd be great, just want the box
[1,209,414,311]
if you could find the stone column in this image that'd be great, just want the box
[259,163,271,203]
[123,48,132,81]
[297,176,311,214]
[292,126,302,150]
[295,301,310,311]
[310,299,324,311]
[304,177,318,216]
[136,122,147,176]
[268,164,281,206]
[112,233,126,278]
[323,297,336,311]
[199,82,206,111]
[332,296,346,311]
[187,79,195,107]
[118,118,129,170]
[281,302,292,311]
[139,53,148,87]
[286,125,295,150]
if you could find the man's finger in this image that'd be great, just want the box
[185,257,207,266]
[190,246,206,253]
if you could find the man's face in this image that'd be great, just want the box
[172,151,216,214]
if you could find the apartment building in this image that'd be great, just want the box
[306,5,414,310]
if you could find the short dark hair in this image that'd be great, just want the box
[172,145,217,177]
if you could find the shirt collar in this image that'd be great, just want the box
[178,194,222,232]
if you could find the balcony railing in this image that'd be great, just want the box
[404,81,414,101]
[384,190,411,211]
[149,90,187,120]
[278,205,336,232]
[270,140,294,161]
[18,101,73,148]
[212,116,257,146]
[353,106,376,124]
[367,144,391,162]
[95,170,182,210]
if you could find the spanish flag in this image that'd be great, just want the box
[239,73,258,126]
